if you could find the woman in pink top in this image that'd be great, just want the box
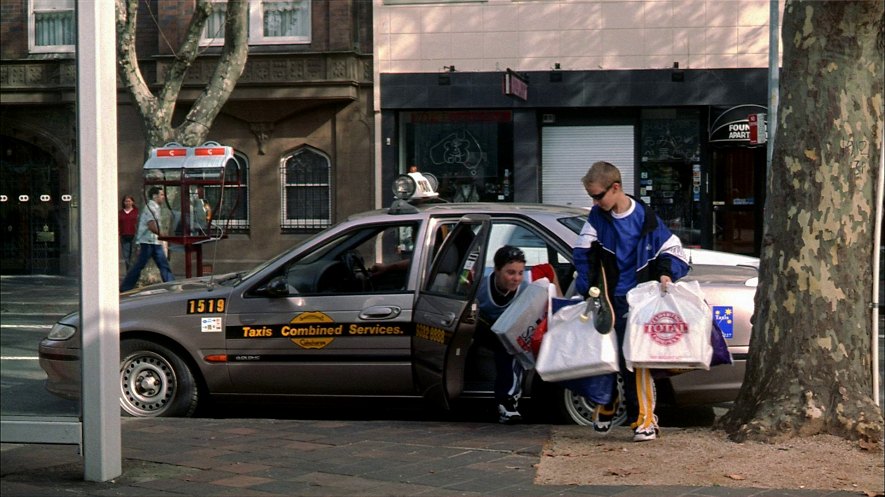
[119,195,139,270]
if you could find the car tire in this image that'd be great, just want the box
[560,387,596,425]
[120,339,199,417]
[552,374,627,426]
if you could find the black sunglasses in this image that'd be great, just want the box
[589,183,614,201]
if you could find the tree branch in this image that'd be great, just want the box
[178,0,249,144]
[157,0,213,114]
[116,0,161,144]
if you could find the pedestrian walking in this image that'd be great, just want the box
[120,187,174,291]
[119,194,138,270]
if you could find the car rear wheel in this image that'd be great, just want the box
[120,339,198,417]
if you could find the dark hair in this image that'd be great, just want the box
[493,245,525,269]
[147,187,162,198]
[121,195,135,207]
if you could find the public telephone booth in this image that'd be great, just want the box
[142,142,242,277]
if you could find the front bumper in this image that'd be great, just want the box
[38,338,81,400]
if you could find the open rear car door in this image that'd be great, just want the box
[412,215,491,409]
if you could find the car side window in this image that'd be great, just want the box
[275,222,420,295]
[484,221,574,290]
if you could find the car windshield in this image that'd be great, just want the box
[235,228,330,283]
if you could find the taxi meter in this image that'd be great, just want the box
[142,141,242,277]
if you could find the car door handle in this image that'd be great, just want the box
[359,306,402,320]
[439,312,456,327]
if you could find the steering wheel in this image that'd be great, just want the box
[341,250,373,290]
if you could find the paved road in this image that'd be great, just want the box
[2,417,873,497]
[0,275,79,417]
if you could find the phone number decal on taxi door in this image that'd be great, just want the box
[415,323,447,344]
[187,298,226,314]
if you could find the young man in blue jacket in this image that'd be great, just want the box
[573,161,689,441]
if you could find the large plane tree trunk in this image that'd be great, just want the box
[720,0,884,446]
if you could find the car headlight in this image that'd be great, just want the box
[47,323,77,341]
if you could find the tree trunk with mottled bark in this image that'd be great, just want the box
[720,0,884,446]
[116,0,248,153]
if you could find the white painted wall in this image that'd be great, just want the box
[374,0,784,74]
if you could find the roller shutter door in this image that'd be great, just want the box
[541,126,635,208]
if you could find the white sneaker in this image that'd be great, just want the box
[592,398,627,435]
[497,398,522,424]
[632,424,659,442]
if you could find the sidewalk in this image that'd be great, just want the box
[1,417,869,497]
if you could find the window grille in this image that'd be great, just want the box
[281,147,331,232]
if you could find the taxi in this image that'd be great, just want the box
[39,173,758,423]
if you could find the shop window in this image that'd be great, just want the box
[639,113,702,247]
[202,0,311,46]
[29,0,75,53]
[399,111,514,203]
[281,146,331,232]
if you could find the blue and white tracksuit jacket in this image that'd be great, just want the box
[573,196,689,299]
[572,196,689,428]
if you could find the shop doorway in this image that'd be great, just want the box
[0,137,65,274]
[710,147,766,256]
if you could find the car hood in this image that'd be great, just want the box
[55,274,240,327]
[121,272,242,298]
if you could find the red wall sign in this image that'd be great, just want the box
[504,69,528,101]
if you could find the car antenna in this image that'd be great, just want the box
[195,222,225,291]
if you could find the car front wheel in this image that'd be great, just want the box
[120,339,198,417]
[556,374,627,425]
[561,387,596,425]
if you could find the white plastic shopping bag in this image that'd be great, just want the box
[491,278,553,369]
[535,300,620,382]
[624,280,712,371]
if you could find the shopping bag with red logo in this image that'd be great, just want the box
[624,280,712,371]
[491,278,554,369]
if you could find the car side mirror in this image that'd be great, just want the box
[261,275,291,298]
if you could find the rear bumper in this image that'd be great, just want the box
[667,358,746,406]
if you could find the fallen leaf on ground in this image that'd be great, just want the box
[606,469,632,477]
[727,474,746,481]
[858,439,882,452]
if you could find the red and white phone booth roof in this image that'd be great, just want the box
[144,142,234,170]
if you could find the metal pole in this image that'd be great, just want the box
[872,134,883,407]
[767,0,779,174]
[77,0,122,482]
